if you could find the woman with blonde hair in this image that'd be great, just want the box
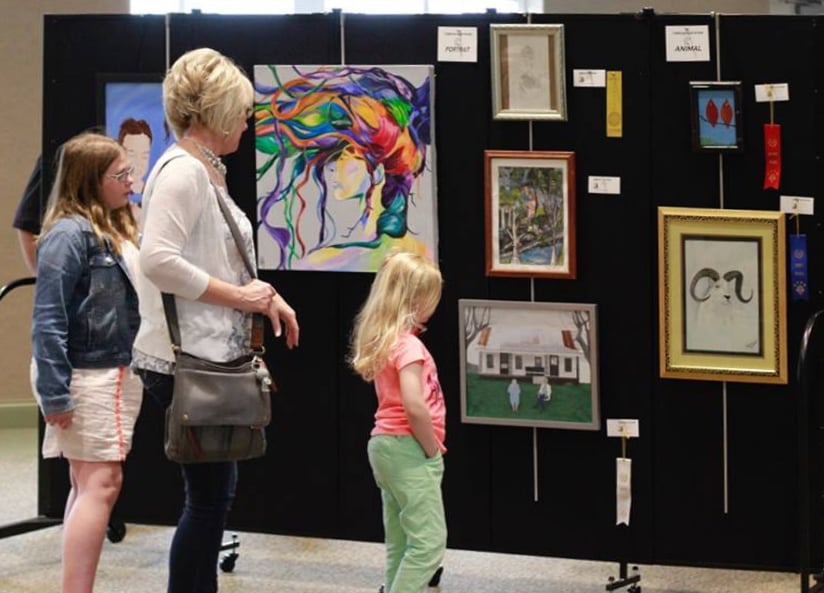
[349,250,447,593]
[133,47,299,593]
[32,131,141,593]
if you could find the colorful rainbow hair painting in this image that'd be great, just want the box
[255,65,431,270]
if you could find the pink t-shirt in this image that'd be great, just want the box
[371,333,446,453]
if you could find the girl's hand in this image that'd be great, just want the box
[268,292,299,349]
[45,410,73,429]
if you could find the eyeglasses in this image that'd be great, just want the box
[106,165,135,182]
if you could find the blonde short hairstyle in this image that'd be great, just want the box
[163,48,253,139]
[349,250,443,382]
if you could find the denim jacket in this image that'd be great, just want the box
[32,216,139,416]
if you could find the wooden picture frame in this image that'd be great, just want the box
[484,150,576,279]
[689,81,744,152]
[490,24,567,121]
[459,299,600,431]
[658,207,787,383]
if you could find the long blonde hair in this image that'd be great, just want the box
[349,250,443,382]
[41,132,137,254]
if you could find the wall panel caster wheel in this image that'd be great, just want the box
[220,551,238,573]
[628,585,641,593]
[428,566,443,587]
[106,520,126,543]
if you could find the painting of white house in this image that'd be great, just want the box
[458,299,600,430]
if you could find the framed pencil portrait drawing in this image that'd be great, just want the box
[484,150,576,279]
[658,207,787,384]
[459,299,600,431]
[490,24,567,121]
[689,81,744,152]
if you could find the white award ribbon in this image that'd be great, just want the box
[616,457,632,526]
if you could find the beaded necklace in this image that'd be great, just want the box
[190,139,227,177]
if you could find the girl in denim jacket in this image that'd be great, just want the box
[31,132,141,593]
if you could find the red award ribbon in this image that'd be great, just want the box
[763,123,781,190]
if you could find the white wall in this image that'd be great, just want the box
[534,0,796,14]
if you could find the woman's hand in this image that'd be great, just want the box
[268,292,299,349]
[237,279,278,313]
[45,410,73,429]
[201,278,298,347]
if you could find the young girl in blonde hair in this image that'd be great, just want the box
[32,131,141,593]
[349,250,446,593]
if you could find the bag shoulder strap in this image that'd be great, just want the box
[158,154,264,353]
[209,183,266,351]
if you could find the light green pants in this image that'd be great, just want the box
[367,435,446,593]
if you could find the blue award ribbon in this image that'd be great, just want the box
[790,234,808,301]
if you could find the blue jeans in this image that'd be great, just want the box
[138,369,237,593]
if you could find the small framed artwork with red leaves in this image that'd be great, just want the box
[689,81,744,152]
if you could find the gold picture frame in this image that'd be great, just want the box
[658,207,787,384]
[490,24,567,121]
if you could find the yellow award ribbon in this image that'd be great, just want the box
[606,70,623,138]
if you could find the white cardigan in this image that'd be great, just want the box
[132,146,254,373]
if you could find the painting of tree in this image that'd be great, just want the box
[484,150,576,279]
[497,165,565,266]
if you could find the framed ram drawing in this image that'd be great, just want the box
[490,24,567,121]
[689,81,743,152]
[658,207,787,384]
[484,150,576,279]
[458,299,600,431]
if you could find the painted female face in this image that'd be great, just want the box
[100,154,134,210]
[121,132,151,192]
[322,149,372,201]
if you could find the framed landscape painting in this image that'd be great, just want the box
[484,150,576,279]
[658,207,787,383]
[459,299,600,431]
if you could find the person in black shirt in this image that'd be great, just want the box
[12,156,44,274]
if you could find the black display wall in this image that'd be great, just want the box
[40,10,824,573]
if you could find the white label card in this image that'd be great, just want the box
[780,195,814,215]
[573,69,606,87]
[607,419,640,438]
[588,176,621,195]
[755,83,790,102]
[665,25,710,62]
[437,27,478,63]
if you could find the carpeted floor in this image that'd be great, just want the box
[0,427,803,593]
